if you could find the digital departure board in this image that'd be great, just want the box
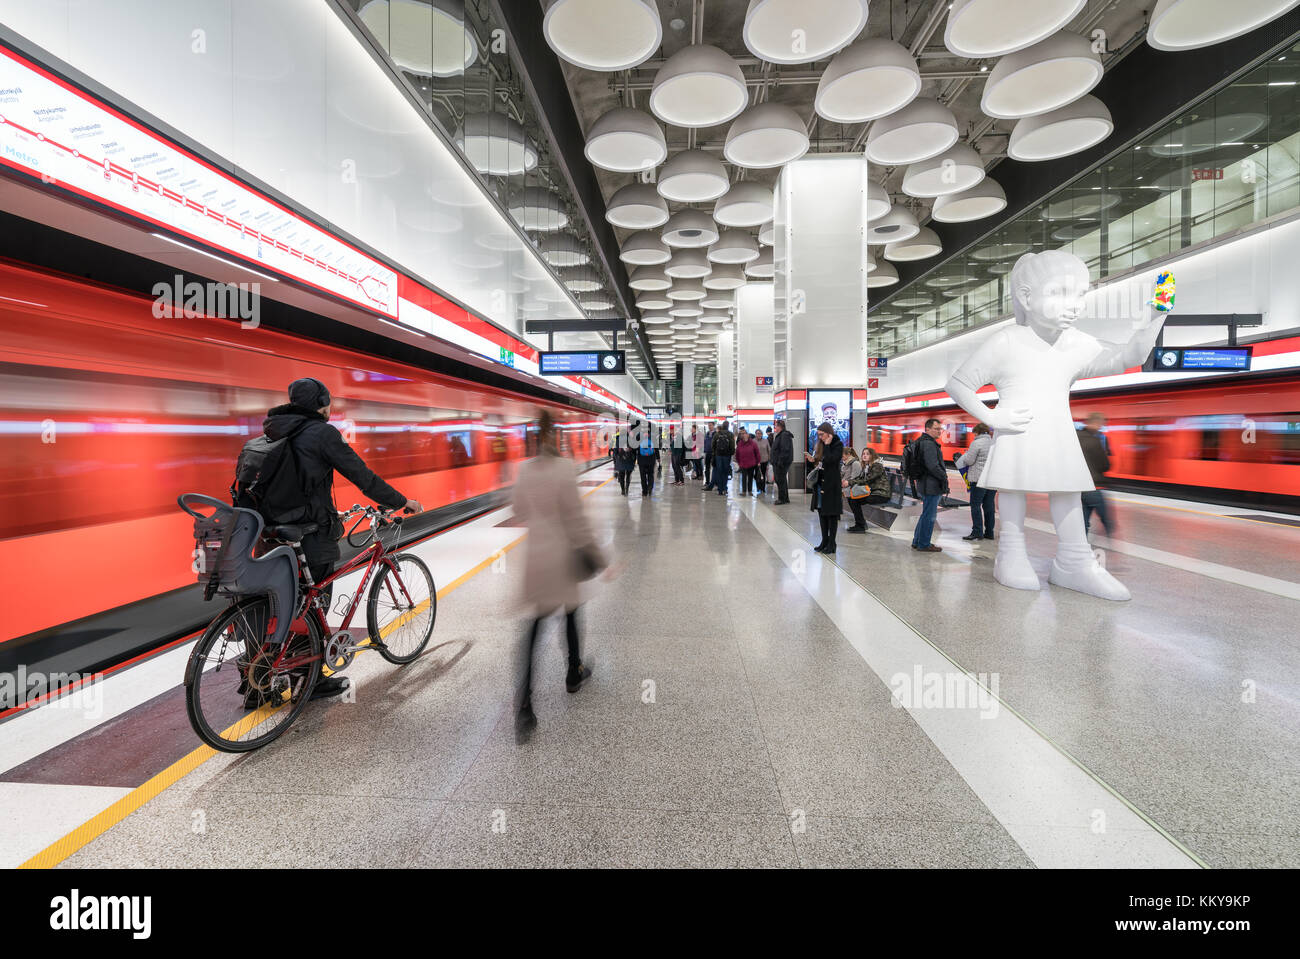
[1152,348,1252,372]
[538,350,625,375]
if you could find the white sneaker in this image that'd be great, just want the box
[1049,558,1131,601]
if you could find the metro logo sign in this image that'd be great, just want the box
[0,46,399,318]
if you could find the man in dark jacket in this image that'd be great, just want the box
[1077,412,1116,539]
[911,418,949,553]
[770,419,794,504]
[710,421,735,495]
[263,377,421,698]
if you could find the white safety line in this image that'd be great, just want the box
[1022,518,1300,602]
[736,497,1200,869]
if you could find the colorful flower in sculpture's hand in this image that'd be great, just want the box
[1149,271,1175,313]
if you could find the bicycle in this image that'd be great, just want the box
[180,495,437,753]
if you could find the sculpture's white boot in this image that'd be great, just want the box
[1049,543,1131,601]
[993,532,1040,591]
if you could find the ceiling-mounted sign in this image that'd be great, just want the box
[0,46,399,318]
[755,375,773,393]
[538,350,626,375]
[868,356,889,375]
[1152,347,1252,372]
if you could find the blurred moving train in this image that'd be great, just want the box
[866,365,1300,512]
[0,258,613,643]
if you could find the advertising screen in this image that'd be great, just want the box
[0,46,399,318]
[807,389,852,455]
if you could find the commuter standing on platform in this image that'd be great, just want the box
[1078,412,1117,540]
[711,420,735,496]
[611,428,635,496]
[735,428,761,495]
[636,421,661,496]
[770,419,793,504]
[911,418,949,553]
[753,428,771,494]
[703,423,715,486]
[686,423,704,481]
[958,422,996,541]
[669,422,687,486]
[513,410,604,738]
[809,423,843,553]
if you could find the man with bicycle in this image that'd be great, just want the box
[263,377,422,700]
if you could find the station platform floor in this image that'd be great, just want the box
[3,463,1298,869]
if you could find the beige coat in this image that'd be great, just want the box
[511,451,605,614]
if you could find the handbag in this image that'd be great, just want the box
[572,545,602,582]
[849,483,872,501]
[805,465,822,491]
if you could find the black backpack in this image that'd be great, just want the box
[902,438,927,481]
[714,430,735,457]
[232,421,312,525]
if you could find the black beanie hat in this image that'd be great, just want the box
[289,377,330,409]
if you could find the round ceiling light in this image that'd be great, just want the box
[866,180,892,221]
[542,0,662,71]
[650,44,748,128]
[867,261,898,288]
[454,112,538,176]
[667,278,707,301]
[971,241,1032,261]
[743,0,870,64]
[359,0,476,77]
[1040,192,1121,220]
[866,205,920,245]
[665,249,714,279]
[758,222,775,246]
[709,230,761,264]
[1051,222,1099,242]
[816,37,921,123]
[509,187,568,232]
[657,150,730,203]
[584,107,667,172]
[924,274,978,289]
[606,183,669,229]
[628,265,672,291]
[704,263,747,290]
[865,98,959,165]
[642,313,675,324]
[944,0,1087,58]
[1149,113,1267,156]
[988,261,1015,275]
[1148,0,1300,51]
[582,294,614,311]
[701,290,736,308]
[538,234,590,267]
[699,309,731,323]
[1009,95,1113,161]
[902,143,986,198]
[636,291,673,310]
[931,178,1007,223]
[866,248,877,273]
[662,210,720,248]
[621,230,672,266]
[714,182,775,227]
[671,318,702,330]
[893,292,934,308]
[669,303,705,317]
[981,32,1103,120]
[884,227,943,262]
[745,248,775,278]
[563,266,604,293]
[725,104,810,169]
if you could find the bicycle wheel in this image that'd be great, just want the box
[367,553,436,664]
[185,596,322,753]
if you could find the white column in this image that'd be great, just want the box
[681,361,695,417]
[736,283,775,408]
[775,155,869,388]
[716,329,736,416]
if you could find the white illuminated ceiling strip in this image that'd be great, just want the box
[0,47,399,317]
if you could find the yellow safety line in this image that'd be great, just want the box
[20,471,615,869]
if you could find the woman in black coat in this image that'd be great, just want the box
[810,422,843,553]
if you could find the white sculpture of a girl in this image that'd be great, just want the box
[944,250,1173,601]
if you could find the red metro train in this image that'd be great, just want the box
[864,356,1300,511]
[0,258,613,643]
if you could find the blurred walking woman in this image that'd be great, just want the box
[512,410,606,735]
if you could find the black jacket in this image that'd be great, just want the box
[770,428,794,468]
[817,436,844,516]
[917,432,949,497]
[1077,428,1110,487]
[263,403,406,562]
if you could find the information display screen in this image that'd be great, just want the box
[1152,347,1252,372]
[806,389,852,455]
[538,350,625,375]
